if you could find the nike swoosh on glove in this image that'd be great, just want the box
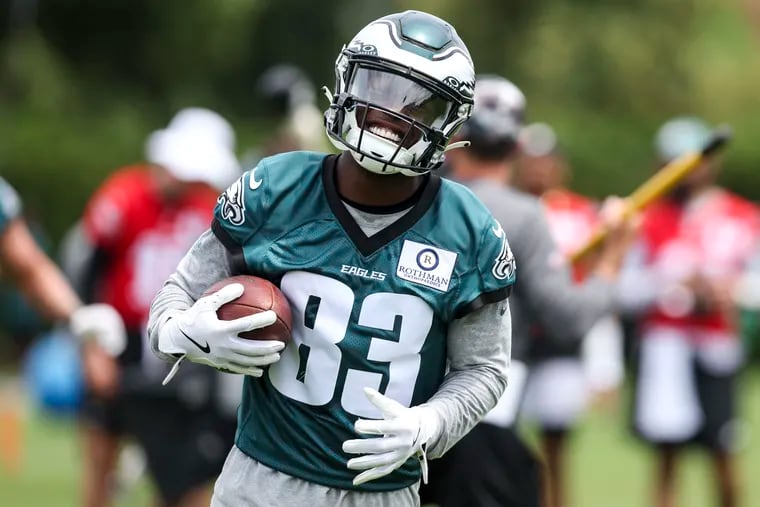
[69,303,127,356]
[157,283,285,384]
[342,387,441,486]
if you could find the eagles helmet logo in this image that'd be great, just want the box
[459,80,475,99]
[217,177,246,226]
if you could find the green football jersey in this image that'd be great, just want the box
[0,177,21,234]
[212,151,515,492]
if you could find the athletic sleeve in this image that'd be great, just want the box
[511,202,615,342]
[0,177,22,234]
[148,228,233,362]
[211,166,271,271]
[422,300,511,458]
[454,218,516,318]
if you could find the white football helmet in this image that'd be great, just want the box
[460,75,526,159]
[324,10,475,176]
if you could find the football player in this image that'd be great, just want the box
[618,117,759,507]
[420,76,634,507]
[75,108,242,507]
[148,11,514,507]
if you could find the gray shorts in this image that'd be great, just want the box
[211,446,421,507]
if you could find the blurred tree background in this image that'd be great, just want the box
[1,0,759,241]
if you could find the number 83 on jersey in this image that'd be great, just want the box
[268,271,434,418]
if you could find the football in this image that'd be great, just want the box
[203,275,292,343]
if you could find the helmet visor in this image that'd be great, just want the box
[348,67,451,128]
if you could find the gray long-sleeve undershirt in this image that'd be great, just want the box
[463,180,615,361]
[148,220,511,460]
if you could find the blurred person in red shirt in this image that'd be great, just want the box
[75,108,242,507]
[513,123,626,507]
[618,117,760,507]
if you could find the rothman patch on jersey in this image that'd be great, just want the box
[396,240,457,292]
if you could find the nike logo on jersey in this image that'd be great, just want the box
[249,167,263,190]
[180,328,211,354]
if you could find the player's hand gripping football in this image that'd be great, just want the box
[343,387,441,486]
[157,283,285,383]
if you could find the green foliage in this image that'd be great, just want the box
[1,0,759,240]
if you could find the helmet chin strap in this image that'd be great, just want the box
[444,140,471,151]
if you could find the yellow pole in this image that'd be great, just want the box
[570,127,731,264]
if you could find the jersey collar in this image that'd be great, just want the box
[322,154,442,257]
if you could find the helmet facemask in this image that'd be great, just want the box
[326,55,472,176]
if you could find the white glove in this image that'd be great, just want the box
[69,303,127,356]
[157,283,285,384]
[342,387,441,486]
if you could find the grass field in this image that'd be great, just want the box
[2,369,759,507]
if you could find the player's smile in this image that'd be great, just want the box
[361,108,422,148]
[367,123,402,143]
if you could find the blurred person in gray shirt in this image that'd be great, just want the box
[420,76,634,507]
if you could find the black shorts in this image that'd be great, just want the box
[631,334,738,452]
[81,364,237,504]
[692,364,737,451]
[419,423,541,507]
